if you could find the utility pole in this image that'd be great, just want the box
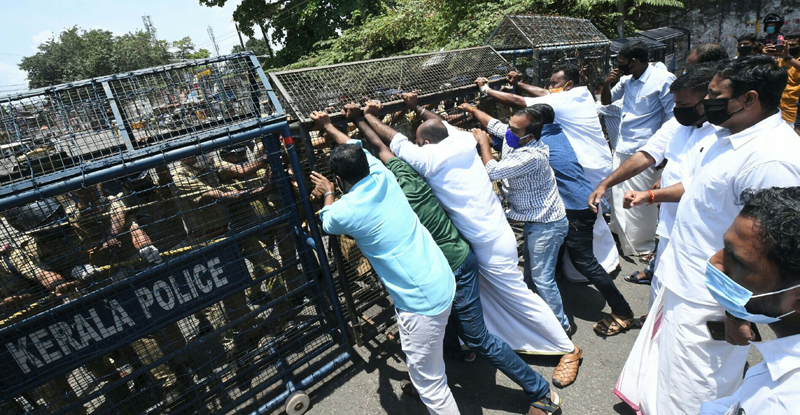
[259,23,275,59]
[234,22,246,50]
[142,15,157,46]
[207,26,220,56]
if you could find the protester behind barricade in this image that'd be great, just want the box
[699,187,800,415]
[599,40,676,258]
[466,101,635,336]
[312,103,563,415]
[763,13,785,48]
[309,123,460,415]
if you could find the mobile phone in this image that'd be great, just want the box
[774,44,785,53]
[707,321,762,342]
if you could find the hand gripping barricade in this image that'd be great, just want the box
[268,46,517,345]
[0,52,350,415]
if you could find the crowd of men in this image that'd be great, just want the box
[309,15,800,415]
[1,12,799,415]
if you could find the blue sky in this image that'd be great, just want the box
[0,0,259,92]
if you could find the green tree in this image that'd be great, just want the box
[231,37,271,64]
[187,48,212,60]
[172,36,197,59]
[577,0,683,38]
[19,27,171,88]
[198,0,386,68]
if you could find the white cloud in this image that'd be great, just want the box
[31,30,55,51]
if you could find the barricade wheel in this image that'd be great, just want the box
[285,391,310,415]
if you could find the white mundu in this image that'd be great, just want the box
[618,113,800,415]
[524,89,619,281]
[391,122,574,354]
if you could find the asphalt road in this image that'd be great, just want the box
[294,252,774,415]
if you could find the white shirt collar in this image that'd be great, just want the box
[633,65,652,84]
[753,332,800,382]
[713,112,785,150]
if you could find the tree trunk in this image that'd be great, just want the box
[260,23,275,59]
[617,0,626,39]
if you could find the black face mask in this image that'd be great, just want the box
[617,61,632,75]
[737,45,753,56]
[790,46,800,58]
[673,101,705,127]
[703,97,745,126]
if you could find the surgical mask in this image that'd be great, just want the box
[790,46,800,58]
[737,45,753,56]
[766,26,776,35]
[505,128,531,149]
[703,97,744,126]
[673,101,705,126]
[705,260,799,323]
[617,62,631,75]
[548,87,564,94]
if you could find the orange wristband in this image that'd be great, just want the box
[469,106,476,116]
[648,190,655,206]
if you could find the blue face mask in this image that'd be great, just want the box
[505,128,531,149]
[766,26,776,35]
[705,260,799,324]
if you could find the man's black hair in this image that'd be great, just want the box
[737,33,757,43]
[552,62,581,86]
[718,55,788,111]
[329,143,370,185]
[694,44,729,63]
[739,187,800,285]
[417,119,449,144]
[513,104,555,137]
[670,61,724,93]
[618,41,649,63]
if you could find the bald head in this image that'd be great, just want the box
[415,118,449,146]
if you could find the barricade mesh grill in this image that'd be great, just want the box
[270,47,513,123]
[0,134,344,414]
[516,44,610,89]
[487,15,610,50]
[0,53,277,193]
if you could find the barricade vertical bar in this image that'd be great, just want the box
[280,124,351,347]
[101,80,135,152]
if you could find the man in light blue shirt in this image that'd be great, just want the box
[600,41,676,256]
[310,138,458,414]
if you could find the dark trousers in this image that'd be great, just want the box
[444,249,550,403]
[564,209,633,317]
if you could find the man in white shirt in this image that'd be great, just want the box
[477,64,620,282]
[381,93,581,387]
[600,41,676,257]
[588,63,721,300]
[622,55,800,415]
[699,187,800,415]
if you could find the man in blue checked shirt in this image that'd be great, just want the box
[468,104,571,334]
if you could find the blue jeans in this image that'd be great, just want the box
[444,249,550,404]
[522,217,569,330]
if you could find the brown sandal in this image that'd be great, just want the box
[552,346,582,388]
[593,313,634,336]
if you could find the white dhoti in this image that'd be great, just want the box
[562,207,619,283]
[610,152,661,256]
[470,224,574,355]
[648,237,668,308]
[616,287,749,415]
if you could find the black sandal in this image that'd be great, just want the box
[624,270,652,285]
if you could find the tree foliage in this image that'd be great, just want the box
[19,27,171,88]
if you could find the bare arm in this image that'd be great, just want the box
[217,158,267,180]
[355,118,394,164]
[587,151,656,212]
[361,101,400,147]
[473,129,495,166]
[600,69,621,106]
[623,182,685,209]
[458,103,493,129]
[515,82,549,98]
[310,110,350,146]
[402,93,441,121]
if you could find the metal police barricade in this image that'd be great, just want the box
[268,46,516,345]
[0,52,350,415]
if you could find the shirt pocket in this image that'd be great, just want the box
[696,172,729,214]
[636,92,660,110]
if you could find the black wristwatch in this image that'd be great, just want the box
[725,311,746,322]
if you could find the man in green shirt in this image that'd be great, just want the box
[311,104,561,415]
